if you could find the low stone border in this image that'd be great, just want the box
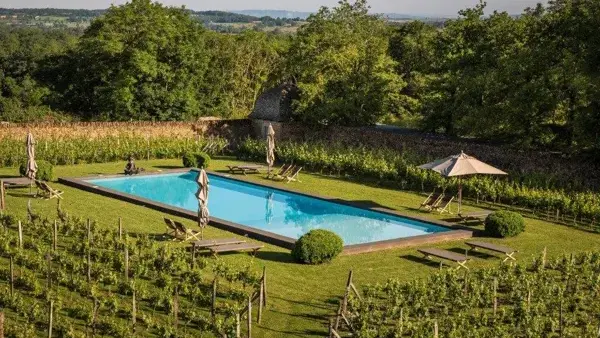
[59,168,473,254]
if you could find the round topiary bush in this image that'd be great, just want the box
[485,210,525,238]
[292,229,343,264]
[182,151,211,169]
[19,160,53,181]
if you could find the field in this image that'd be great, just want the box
[2,158,600,337]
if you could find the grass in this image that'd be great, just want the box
[2,157,600,337]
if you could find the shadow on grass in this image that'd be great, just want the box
[259,326,322,338]
[269,308,327,322]
[255,250,295,263]
[0,175,20,179]
[270,295,335,311]
[446,247,495,260]
[7,191,38,199]
[401,254,444,269]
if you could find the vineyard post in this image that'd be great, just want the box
[191,243,196,269]
[0,311,4,338]
[235,313,241,338]
[559,299,563,337]
[262,267,267,307]
[211,278,217,319]
[493,278,498,317]
[124,244,129,282]
[18,221,22,249]
[258,280,263,324]
[87,219,91,245]
[399,308,403,334]
[46,253,52,289]
[132,287,137,334]
[47,300,53,338]
[434,320,438,338]
[0,179,5,212]
[247,293,252,338]
[173,286,179,330]
[118,217,122,241]
[87,247,91,283]
[53,220,57,252]
[343,270,353,313]
[9,256,14,299]
[542,247,547,268]
[146,137,150,161]
[92,298,99,336]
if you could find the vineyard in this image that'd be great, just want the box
[339,251,600,337]
[237,138,600,227]
[0,203,265,338]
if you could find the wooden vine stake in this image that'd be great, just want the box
[124,245,129,282]
[132,287,137,334]
[53,220,57,252]
[47,300,54,338]
[173,287,179,330]
[9,257,14,299]
[0,179,5,211]
[247,293,252,338]
[262,267,267,307]
[542,247,547,268]
[258,278,264,324]
[493,278,498,317]
[17,221,23,249]
[118,217,123,241]
[46,253,52,289]
[87,247,91,283]
[434,320,439,338]
[559,299,564,338]
[235,313,241,338]
[0,311,4,338]
[191,243,196,269]
[211,278,217,319]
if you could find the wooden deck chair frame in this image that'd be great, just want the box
[39,181,64,200]
[434,196,454,214]
[174,221,202,242]
[271,164,292,180]
[467,241,518,263]
[420,250,469,271]
[285,166,302,183]
[163,218,181,240]
[420,192,443,210]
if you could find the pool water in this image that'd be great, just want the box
[88,171,449,245]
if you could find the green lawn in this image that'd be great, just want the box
[2,158,600,337]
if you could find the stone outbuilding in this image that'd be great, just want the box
[249,82,298,139]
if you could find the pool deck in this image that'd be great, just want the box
[59,168,473,254]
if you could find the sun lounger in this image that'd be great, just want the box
[191,238,246,249]
[37,180,64,200]
[164,218,182,240]
[173,221,202,242]
[227,165,264,175]
[458,211,493,223]
[419,192,443,210]
[282,166,302,183]
[432,195,454,214]
[466,241,517,262]
[209,242,264,256]
[270,164,292,179]
[418,248,470,270]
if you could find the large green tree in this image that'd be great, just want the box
[59,0,210,121]
[286,0,406,126]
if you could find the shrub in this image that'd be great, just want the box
[485,210,525,238]
[182,151,211,169]
[292,229,343,264]
[19,159,53,181]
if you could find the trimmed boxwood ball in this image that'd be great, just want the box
[292,229,343,264]
[19,160,54,181]
[485,210,525,238]
[182,151,211,169]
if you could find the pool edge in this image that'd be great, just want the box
[59,168,473,254]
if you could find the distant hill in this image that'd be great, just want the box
[232,10,312,20]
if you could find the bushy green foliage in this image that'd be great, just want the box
[237,138,600,223]
[485,211,525,238]
[0,135,227,167]
[19,160,54,181]
[182,151,211,168]
[292,229,343,264]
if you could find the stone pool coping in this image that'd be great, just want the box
[59,168,473,254]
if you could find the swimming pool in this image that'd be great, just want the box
[84,170,451,246]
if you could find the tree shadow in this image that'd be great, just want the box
[152,165,183,170]
[0,175,20,179]
[254,250,295,263]
[6,191,38,199]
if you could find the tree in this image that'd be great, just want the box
[59,0,210,121]
[285,0,406,126]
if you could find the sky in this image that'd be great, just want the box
[0,0,543,16]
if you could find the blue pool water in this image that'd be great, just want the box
[88,171,448,245]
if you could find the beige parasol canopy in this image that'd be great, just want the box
[418,151,507,212]
[266,123,275,175]
[25,132,38,180]
[196,169,210,240]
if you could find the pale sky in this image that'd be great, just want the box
[0,0,543,16]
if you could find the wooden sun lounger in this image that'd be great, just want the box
[458,211,493,223]
[209,242,264,256]
[419,192,443,210]
[173,221,202,242]
[164,218,182,240]
[418,248,470,270]
[38,181,64,200]
[270,164,292,179]
[466,241,517,262]
[283,166,302,183]
[227,165,264,175]
[191,238,246,249]
[433,195,454,214]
